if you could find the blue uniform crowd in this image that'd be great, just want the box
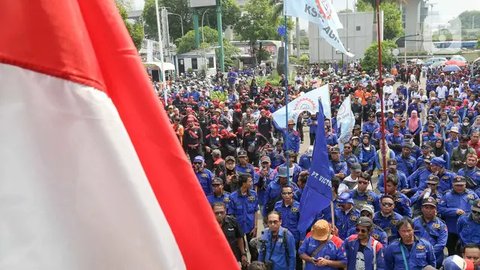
[163,62,480,269]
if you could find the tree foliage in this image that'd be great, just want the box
[234,0,279,44]
[116,1,144,50]
[176,27,239,68]
[356,0,403,40]
[457,11,480,29]
[142,0,240,43]
[361,40,397,73]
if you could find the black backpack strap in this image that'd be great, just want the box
[283,230,289,267]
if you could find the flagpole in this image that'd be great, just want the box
[283,8,290,181]
[330,201,335,231]
[155,0,167,103]
[375,0,387,189]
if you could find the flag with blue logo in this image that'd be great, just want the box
[284,0,353,57]
[298,101,333,233]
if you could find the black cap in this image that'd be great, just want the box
[356,216,373,227]
[453,176,467,185]
[238,150,248,157]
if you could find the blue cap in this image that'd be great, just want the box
[337,192,354,204]
[431,157,446,167]
[193,155,205,163]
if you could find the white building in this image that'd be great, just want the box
[176,49,217,76]
[308,11,384,63]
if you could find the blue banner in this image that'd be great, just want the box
[298,101,333,233]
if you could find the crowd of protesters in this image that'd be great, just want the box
[158,60,480,269]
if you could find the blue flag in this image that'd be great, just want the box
[298,101,333,233]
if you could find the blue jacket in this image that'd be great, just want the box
[373,211,403,243]
[195,168,214,196]
[396,154,417,176]
[325,133,338,147]
[335,208,360,240]
[363,121,380,136]
[407,166,432,193]
[349,189,380,212]
[258,227,296,270]
[436,170,456,194]
[298,154,313,171]
[229,189,259,233]
[458,166,480,187]
[457,214,480,246]
[438,189,478,234]
[235,163,256,179]
[282,129,300,153]
[384,237,436,269]
[298,237,347,270]
[342,235,385,270]
[207,191,232,214]
[413,216,448,266]
[374,192,412,218]
[264,180,299,216]
[359,145,376,171]
[274,201,301,242]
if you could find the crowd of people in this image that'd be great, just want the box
[160,60,480,269]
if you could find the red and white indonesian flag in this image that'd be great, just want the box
[0,1,237,269]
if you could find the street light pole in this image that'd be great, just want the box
[155,0,166,100]
[201,9,209,44]
[168,12,184,37]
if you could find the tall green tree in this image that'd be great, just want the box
[116,1,144,50]
[142,0,240,43]
[356,0,404,40]
[361,40,397,73]
[234,0,282,63]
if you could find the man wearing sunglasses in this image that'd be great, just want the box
[378,175,412,218]
[458,199,480,255]
[413,197,448,268]
[342,217,385,270]
[349,172,379,212]
[373,195,403,244]
[193,155,214,196]
[348,205,388,245]
[439,176,479,255]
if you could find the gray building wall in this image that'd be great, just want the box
[308,12,383,63]
[308,11,383,63]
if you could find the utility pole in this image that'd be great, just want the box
[216,0,224,72]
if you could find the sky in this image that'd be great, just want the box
[131,0,480,27]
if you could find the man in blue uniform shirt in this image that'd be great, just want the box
[299,219,347,269]
[329,147,348,180]
[282,119,300,154]
[413,197,448,268]
[207,177,231,213]
[438,176,479,255]
[335,192,360,240]
[258,211,296,270]
[396,142,417,176]
[274,186,302,270]
[229,173,259,260]
[458,153,480,190]
[193,155,214,196]
[457,199,480,250]
[349,172,379,211]
[379,175,412,217]
[410,175,443,216]
[384,218,436,269]
[430,157,456,194]
[235,150,256,179]
[373,195,403,243]
[264,167,299,217]
[342,217,385,270]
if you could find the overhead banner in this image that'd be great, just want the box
[284,0,354,57]
[272,84,331,130]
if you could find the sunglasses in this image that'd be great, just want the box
[361,212,372,217]
[356,228,368,234]
[382,202,394,207]
[193,162,202,165]
[214,211,225,215]
[282,192,293,195]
